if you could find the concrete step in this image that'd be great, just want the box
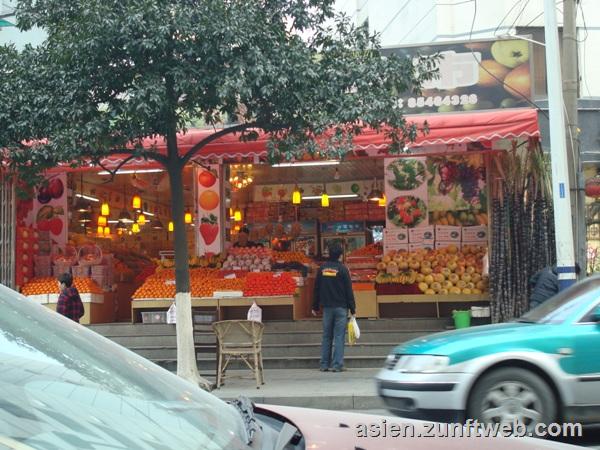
[157,355,385,372]
[105,329,433,347]
[129,342,397,360]
[88,317,452,337]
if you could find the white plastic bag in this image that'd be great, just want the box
[347,316,360,345]
[167,302,177,324]
[247,301,262,322]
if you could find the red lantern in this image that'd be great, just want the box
[585,173,600,197]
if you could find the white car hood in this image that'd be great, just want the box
[257,404,579,450]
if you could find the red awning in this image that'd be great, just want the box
[58,108,540,171]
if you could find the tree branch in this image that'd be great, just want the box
[95,154,139,183]
[180,122,259,165]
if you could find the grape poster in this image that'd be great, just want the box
[426,154,487,212]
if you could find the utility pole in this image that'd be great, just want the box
[544,0,577,289]
[562,0,586,277]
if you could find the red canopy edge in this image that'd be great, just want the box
[53,108,539,172]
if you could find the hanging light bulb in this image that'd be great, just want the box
[97,215,107,227]
[321,185,329,208]
[132,223,140,233]
[132,194,141,210]
[103,226,110,236]
[292,185,302,205]
[378,193,387,207]
[137,212,146,225]
[184,211,193,224]
[234,208,242,222]
[168,221,174,232]
[101,201,110,216]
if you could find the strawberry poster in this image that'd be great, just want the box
[195,165,222,256]
[31,173,68,253]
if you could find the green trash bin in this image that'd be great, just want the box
[453,310,471,329]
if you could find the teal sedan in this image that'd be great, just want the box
[376,276,600,430]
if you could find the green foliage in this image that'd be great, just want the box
[1,0,438,183]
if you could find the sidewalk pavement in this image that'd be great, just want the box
[211,368,386,411]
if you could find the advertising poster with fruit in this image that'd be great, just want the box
[381,38,532,114]
[426,154,487,223]
[32,173,68,251]
[195,166,222,256]
[384,157,429,228]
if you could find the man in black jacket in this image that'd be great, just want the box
[529,264,580,309]
[312,243,356,372]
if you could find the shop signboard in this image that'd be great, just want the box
[195,165,222,256]
[381,38,533,114]
[320,221,364,234]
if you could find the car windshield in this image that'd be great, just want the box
[0,284,248,449]
[519,276,600,324]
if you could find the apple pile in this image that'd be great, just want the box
[375,245,489,295]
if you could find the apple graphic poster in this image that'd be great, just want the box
[33,172,68,254]
[380,38,533,114]
[195,165,222,256]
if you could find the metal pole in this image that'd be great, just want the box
[544,0,577,289]
[562,0,585,277]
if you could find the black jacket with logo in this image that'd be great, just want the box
[312,261,356,315]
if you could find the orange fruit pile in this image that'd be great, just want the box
[73,277,103,294]
[21,277,57,295]
[21,276,103,295]
[272,251,311,264]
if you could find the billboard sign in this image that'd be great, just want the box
[381,38,533,114]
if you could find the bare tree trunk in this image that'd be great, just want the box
[166,159,212,391]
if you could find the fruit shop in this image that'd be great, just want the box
[14,107,550,324]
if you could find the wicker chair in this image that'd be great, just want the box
[212,320,265,389]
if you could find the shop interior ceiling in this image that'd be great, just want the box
[249,159,384,185]
[76,166,194,208]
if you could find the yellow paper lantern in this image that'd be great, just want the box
[103,226,110,236]
[132,223,140,233]
[321,192,329,208]
[292,186,302,205]
[184,212,193,224]
[168,221,174,232]
[101,202,110,216]
[132,194,141,210]
[378,194,387,207]
[97,215,107,227]
[233,209,242,222]
[97,225,103,235]
[137,213,146,225]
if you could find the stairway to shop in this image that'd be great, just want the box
[88,318,452,374]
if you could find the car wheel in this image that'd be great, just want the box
[468,367,556,432]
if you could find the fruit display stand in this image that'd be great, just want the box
[377,293,489,319]
[130,266,302,322]
[131,297,218,323]
[374,245,489,318]
[217,293,300,321]
[21,276,112,324]
[347,244,382,319]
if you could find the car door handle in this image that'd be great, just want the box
[557,347,573,355]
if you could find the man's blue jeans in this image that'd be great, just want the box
[320,307,347,370]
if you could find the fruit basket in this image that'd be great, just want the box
[52,245,78,266]
[78,244,103,266]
